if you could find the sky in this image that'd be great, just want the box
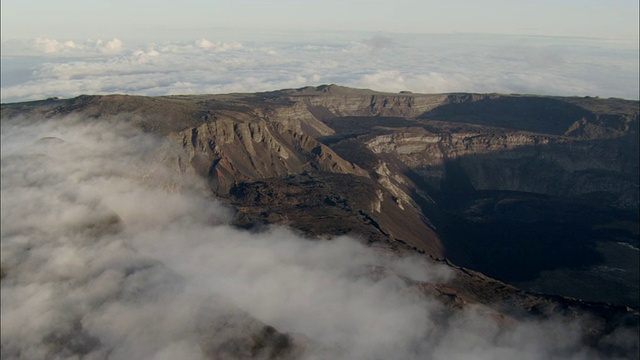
[1,0,639,101]
[1,0,639,40]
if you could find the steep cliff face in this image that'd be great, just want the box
[364,128,638,210]
[274,87,638,211]
[171,116,369,194]
[422,93,639,139]
[285,85,448,118]
[257,100,336,137]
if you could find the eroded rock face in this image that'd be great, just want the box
[364,128,638,210]
[172,117,369,194]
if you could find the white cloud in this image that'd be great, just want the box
[1,115,635,359]
[31,38,78,53]
[194,38,242,51]
[99,38,124,54]
[1,33,638,103]
[27,38,125,55]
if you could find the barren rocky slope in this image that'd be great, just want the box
[2,85,638,357]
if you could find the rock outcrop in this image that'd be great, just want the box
[172,117,368,194]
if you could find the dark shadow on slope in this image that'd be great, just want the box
[322,116,418,136]
[320,113,638,306]
[416,139,639,307]
[437,190,639,307]
[420,96,596,135]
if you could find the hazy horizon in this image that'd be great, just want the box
[2,31,638,102]
[2,1,639,102]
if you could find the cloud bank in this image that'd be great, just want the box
[29,38,124,55]
[0,115,634,359]
[1,33,638,103]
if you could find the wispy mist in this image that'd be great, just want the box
[0,116,632,359]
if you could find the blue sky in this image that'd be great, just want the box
[1,0,638,101]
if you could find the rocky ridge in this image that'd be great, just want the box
[2,85,638,357]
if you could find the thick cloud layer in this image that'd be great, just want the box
[0,116,631,359]
[1,33,638,102]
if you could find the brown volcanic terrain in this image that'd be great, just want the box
[2,85,639,357]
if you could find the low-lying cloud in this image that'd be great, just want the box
[1,33,638,102]
[0,116,634,359]
[30,38,124,55]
